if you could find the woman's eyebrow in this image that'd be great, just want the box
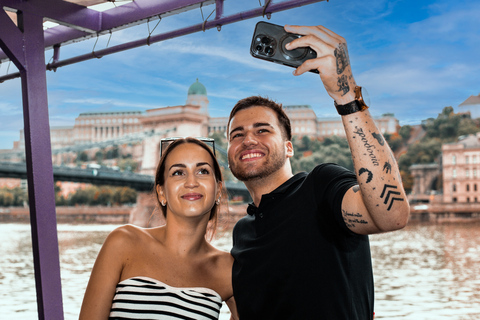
[168,162,212,171]
[196,162,212,167]
[168,163,186,171]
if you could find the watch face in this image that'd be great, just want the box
[357,86,370,107]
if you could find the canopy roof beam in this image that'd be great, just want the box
[1,0,326,82]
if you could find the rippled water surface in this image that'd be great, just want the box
[1,222,479,319]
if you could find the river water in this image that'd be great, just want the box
[1,222,479,319]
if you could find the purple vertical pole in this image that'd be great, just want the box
[19,12,65,320]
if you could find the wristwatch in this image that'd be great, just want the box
[334,86,369,116]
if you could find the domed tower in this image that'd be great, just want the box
[186,79,209,115]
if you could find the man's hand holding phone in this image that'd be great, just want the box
[250,22,357,104]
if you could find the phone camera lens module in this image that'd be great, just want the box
[261,36,271,44]
[265,46,274,56]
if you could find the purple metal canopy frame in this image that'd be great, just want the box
[0,0,325,318]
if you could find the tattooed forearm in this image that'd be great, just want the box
[353,127,379,166]
[359,168,373,183]
[342,209,368,228]
[380,184,404,210]
[335,43,350,74]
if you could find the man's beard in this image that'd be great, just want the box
[229,147,286,182]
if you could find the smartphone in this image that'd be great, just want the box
[250,21,318,73]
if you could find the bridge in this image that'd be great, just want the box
[0,161,251,199]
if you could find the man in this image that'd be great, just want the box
[227,24,410,319]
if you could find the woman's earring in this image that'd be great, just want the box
[161,200,166,206]
[216,198,220,205]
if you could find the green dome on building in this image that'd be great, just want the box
[188,78,207,96]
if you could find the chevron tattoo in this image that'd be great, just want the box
[380,184,404,210]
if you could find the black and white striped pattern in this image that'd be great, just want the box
[109,276,222,320]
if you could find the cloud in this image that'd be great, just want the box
[62,97,163,109]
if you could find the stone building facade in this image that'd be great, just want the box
[208,105,400,138]
[442,132,480,203]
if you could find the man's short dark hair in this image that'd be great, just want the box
[227,96,292,141]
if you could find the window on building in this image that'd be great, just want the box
[474,155,478,164]
[474,169,477,177]
[466,184,470,192]
[453,184,456,192]
[453,197,457,202]
[452,155,456,165]
[466,169,470,178]
[453,169,457,178]
[466,156,469,164]
[475,197,478,203]
[467,197,470,203]
[475,184,478,192]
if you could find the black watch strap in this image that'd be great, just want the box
[334,86,369,116]
[334,100,366,116]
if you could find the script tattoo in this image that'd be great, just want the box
[342,209,368,228]
[335,43,350,74]
[372,132,385,146]
[380,184,404,210]
[337,75,350,95]
[383,161,392,174]
[359,168,373,183]
[353,127,379,166]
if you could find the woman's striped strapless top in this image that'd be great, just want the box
[109,276,222,320]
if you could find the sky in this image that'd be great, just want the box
[0,0,479,150]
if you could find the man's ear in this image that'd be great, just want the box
[286,140,294,158]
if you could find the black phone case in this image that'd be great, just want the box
[250,21,318,73]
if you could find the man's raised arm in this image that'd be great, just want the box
[286,24,410,235]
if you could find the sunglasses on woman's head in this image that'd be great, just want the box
[160,137,216,157]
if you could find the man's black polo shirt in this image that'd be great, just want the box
[231,163,374,319]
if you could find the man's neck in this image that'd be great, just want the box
[244,165,293,207]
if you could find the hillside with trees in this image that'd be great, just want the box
[210,106,479,195]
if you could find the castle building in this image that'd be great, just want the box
[73,111,143,145]
[7,80,400,171]
[442,132,480,203]
[284,105,317,136]
[206,105,400,138]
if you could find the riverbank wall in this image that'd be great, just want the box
[2,203,479,226]
[0,204,248,229]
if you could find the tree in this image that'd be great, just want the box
[291,136,354,173]
[399,125,412,142]
[77,151,89,162]
[118,187,137,204]
[118,158,138,172]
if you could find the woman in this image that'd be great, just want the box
[79,137,238,320]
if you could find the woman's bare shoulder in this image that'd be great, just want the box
[103,224,149,250]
